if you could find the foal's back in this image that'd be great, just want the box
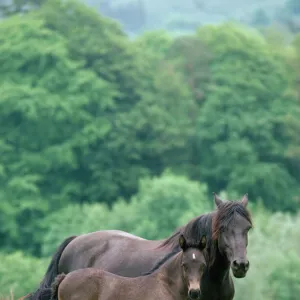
[57,268,168,300]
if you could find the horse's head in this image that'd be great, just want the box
[179,234,207,300]
[213,193,252,278]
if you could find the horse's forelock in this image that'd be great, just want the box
[212,201,252,240]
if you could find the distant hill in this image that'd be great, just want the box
[1,0,298,35]
[83,0,287,35]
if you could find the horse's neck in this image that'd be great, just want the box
[208,241,231,283]
[159,253,187,297]
[202,211,230,282]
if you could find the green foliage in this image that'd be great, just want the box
[283,34,300,170]
[193,23,300,211]
[268,251,300,299]
[126,171,211,238]
[134,30,173,61]
[233,208,300,300]
[167,34,213,106]
[41,172,210,256]
[0,12,117,253]
[0,251,48,298]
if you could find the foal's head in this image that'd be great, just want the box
[213,193,253,278]
[179,234,207,300]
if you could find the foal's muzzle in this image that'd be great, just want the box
[188,289,201,300]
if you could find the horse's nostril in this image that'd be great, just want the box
[188,289,200,299]
[233,260,249,270]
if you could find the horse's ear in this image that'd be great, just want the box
[179,234,187,251]
[241,194,248,207]
[199,235,207,250]
[213,192,223,208]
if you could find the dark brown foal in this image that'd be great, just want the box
[51,235,207,300]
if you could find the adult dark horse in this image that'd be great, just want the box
[27,193,252,300]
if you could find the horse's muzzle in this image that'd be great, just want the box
[231,259,250,278]
[188,289,201,300]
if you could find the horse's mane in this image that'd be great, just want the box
[156,226,184,250]
[155,211,216,252]
[182,214,213,248]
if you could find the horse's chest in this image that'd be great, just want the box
[201,282,234,300]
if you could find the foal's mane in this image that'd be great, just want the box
[141,248,180,276]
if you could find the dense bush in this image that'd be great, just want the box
[0,252,48,297]
[233,207,300,299]
[41,172,210,256]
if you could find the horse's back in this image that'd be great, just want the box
[58,230,164,276]
[103,230,147,240]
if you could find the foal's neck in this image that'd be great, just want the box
[159,252,187,297]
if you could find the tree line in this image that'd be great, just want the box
[2,0,300,35]
[0,0,300,299]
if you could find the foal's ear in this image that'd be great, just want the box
[213,192,223,208]
[179,234,187,250]
[241,194,248,207]
[199,235,207,250]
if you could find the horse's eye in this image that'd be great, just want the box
[245,227,251,234]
